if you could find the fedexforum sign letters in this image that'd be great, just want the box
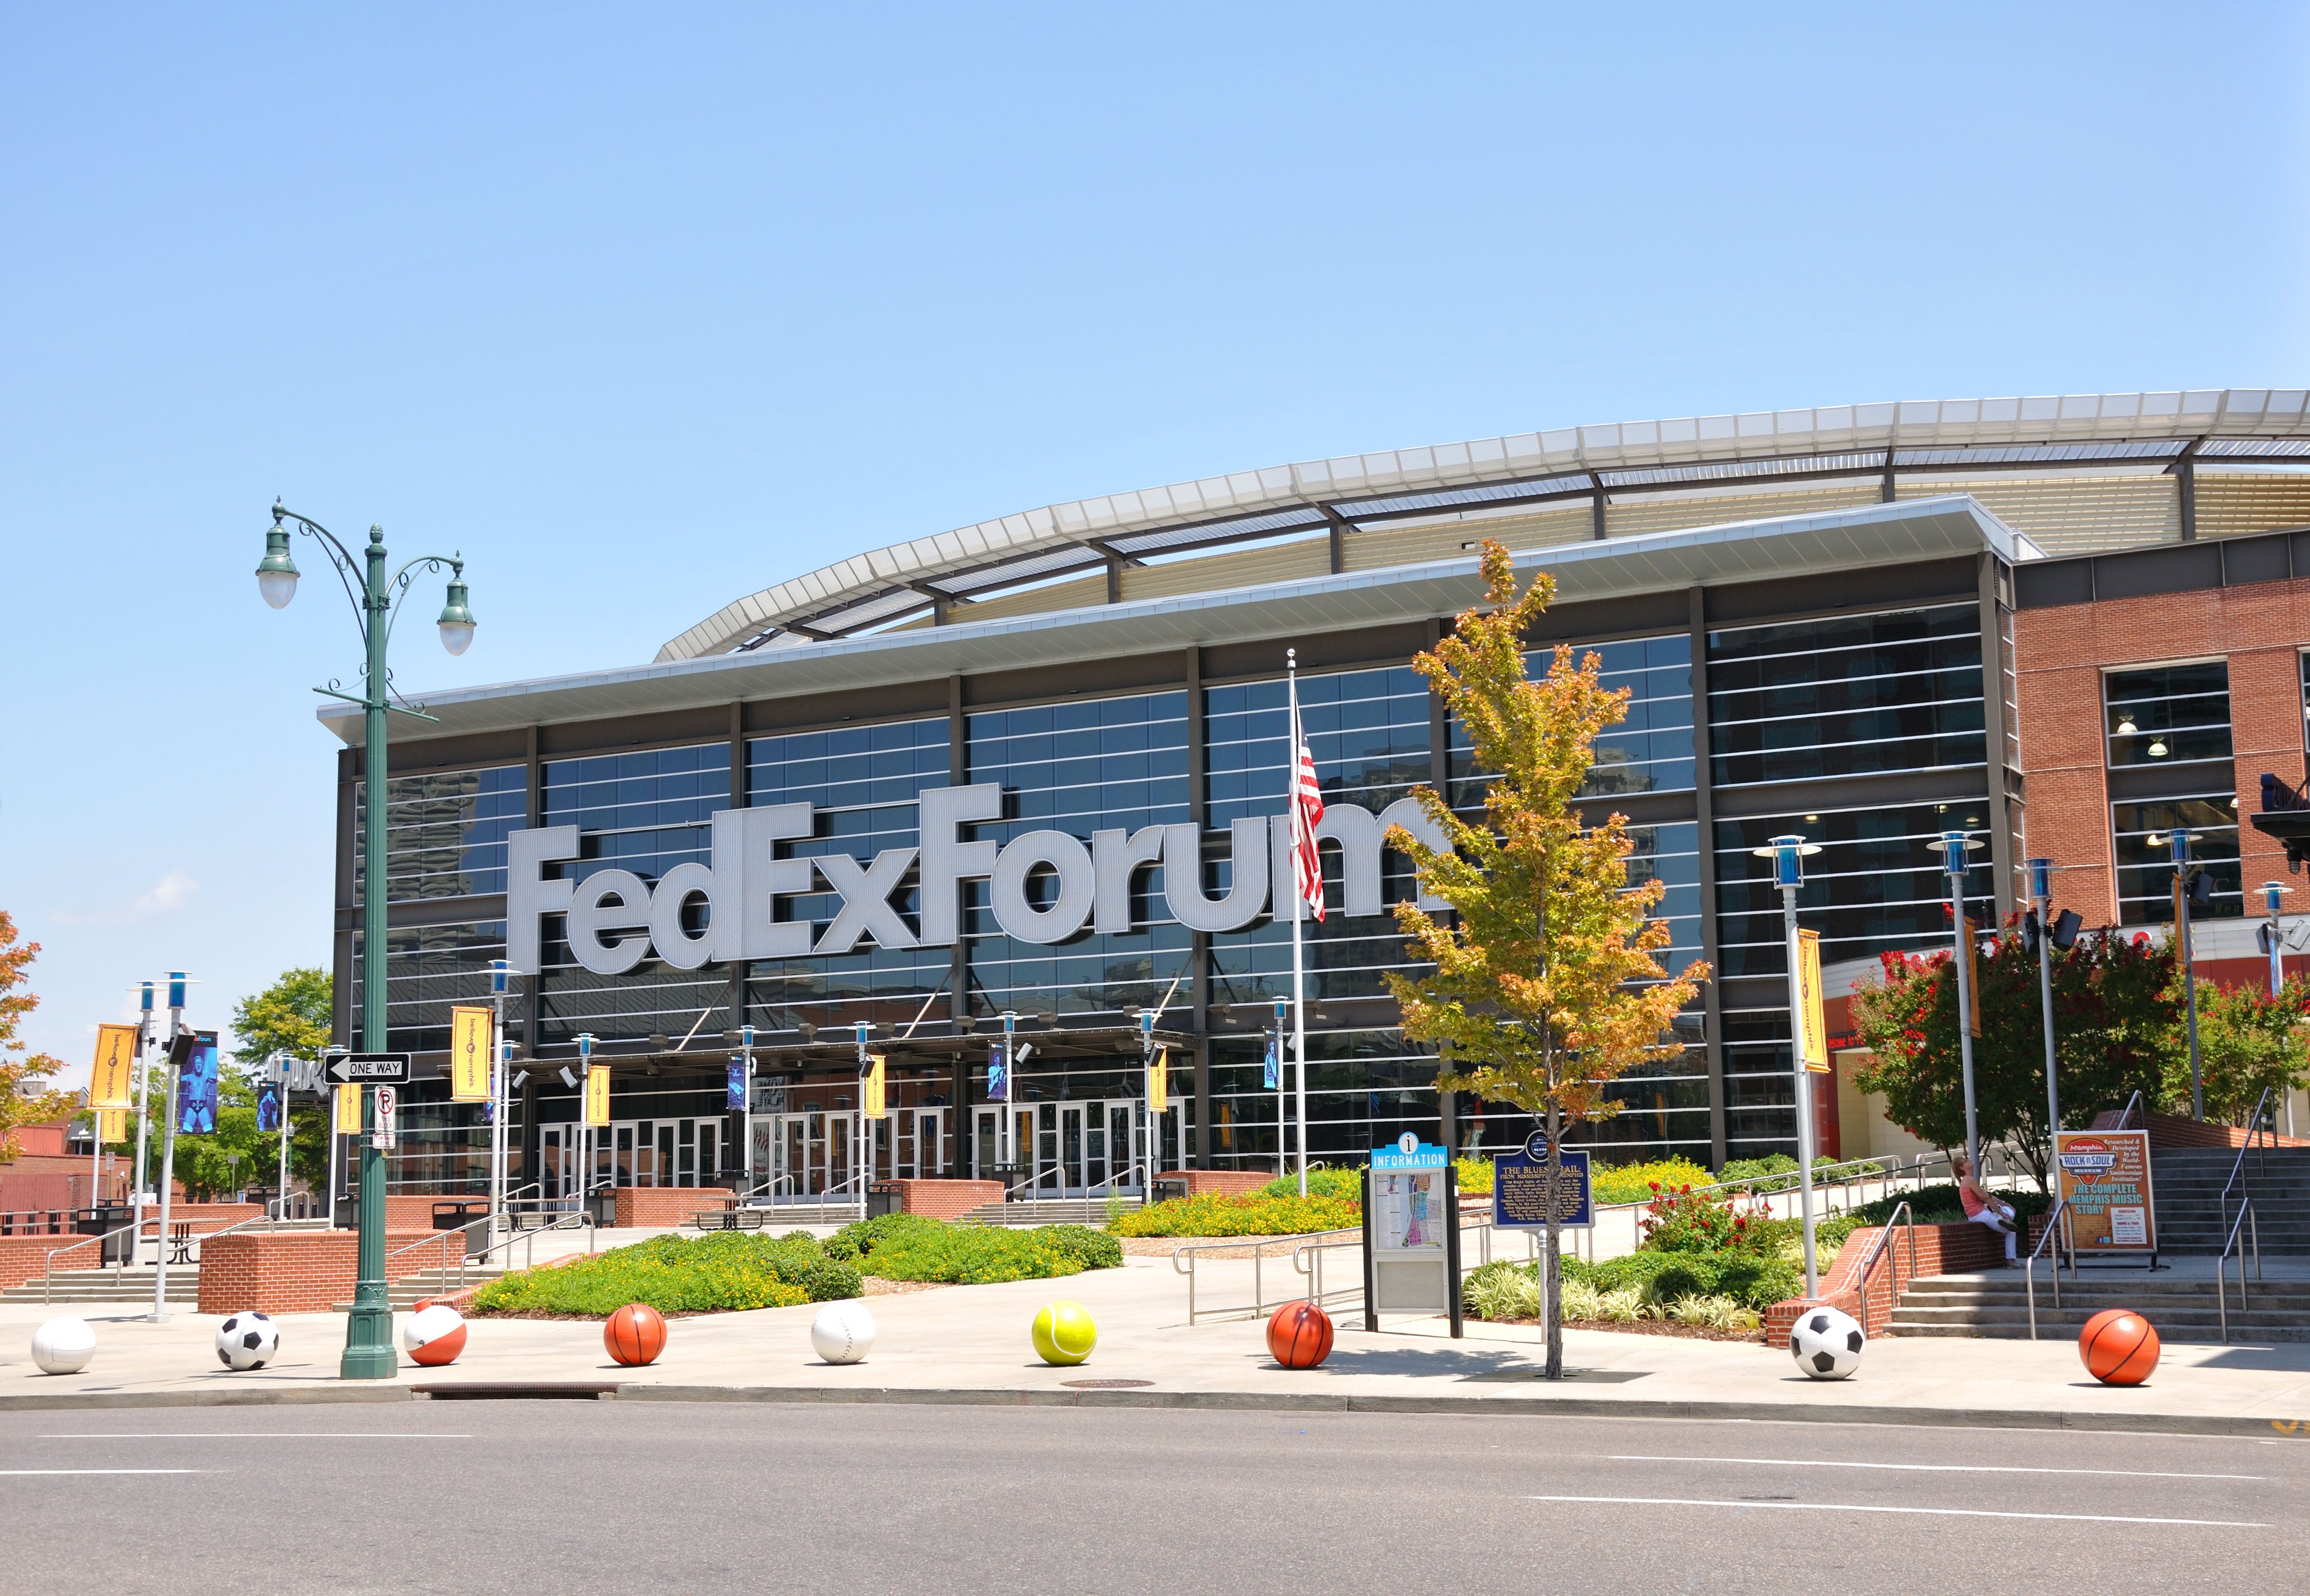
[506,784,1448,977]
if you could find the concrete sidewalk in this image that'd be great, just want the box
[4,1252,2307,1437]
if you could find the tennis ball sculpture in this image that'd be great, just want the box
[1031,1300,1097,1366]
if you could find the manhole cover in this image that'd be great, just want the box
[1060,1378,1154,1389]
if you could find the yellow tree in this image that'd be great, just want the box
[1384,542,1708,1378]
[0,911,77,1164]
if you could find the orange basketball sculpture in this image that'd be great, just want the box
[2079,1307,2160,1386]
[605,1303,669,1367]
[1266,1300,1335,1369]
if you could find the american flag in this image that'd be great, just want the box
[1290,723,1325,922]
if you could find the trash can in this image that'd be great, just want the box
[583,1189,617,1227]
[81,1204,134,1265]
[866,1181,901,1218]
[433,1200,491,1259]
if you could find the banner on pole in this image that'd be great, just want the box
[862,1053,887,1120]
[585,1064,611,1127]
[1263,1035,1280,1091]
[726,1061,748,1114]
[987,1042,1008,1103]
[1964,916,1984,1038]
[174,1031,219,1134]
[1148,1046,1168,1115]
[96,1107,127,1144]
[90,1023,137,1108]
[1794,929,1830,1073]
[449,1005,493,1102]
[256,1081,281,1134]
[336,1081,361,1130]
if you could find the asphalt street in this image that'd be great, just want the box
[1,1402,2300,1594]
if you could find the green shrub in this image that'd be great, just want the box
[1848,1183,2051,1230]
[471,1231,860,1317]
[1110,1193,1361,1237]
[825,1213,1124,1285]
[1258,1166,1367,1201]
[1666,1293,1760,1330]
[1463,1258,1543,1320]
[1590,1158,1715,1208]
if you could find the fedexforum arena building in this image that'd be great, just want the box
[324,390,2310,1203]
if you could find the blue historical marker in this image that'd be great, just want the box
[1492,1144,1592,1231]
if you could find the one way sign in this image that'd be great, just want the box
[327,1052,410,1084]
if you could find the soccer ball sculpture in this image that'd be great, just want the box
[1031,1300,1097,1366]
[1265,1300,1335,1369]
[1788,1306,1864,1380]
[216,1312,281,1371]
[810,1302,876,1365]
[401,1302,469,1367]
[30,1316,96,1375]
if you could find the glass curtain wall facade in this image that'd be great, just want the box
[2104,662,2242,924]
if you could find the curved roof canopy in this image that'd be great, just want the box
[660,388,2310,662]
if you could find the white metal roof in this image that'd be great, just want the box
[658,389,2310,662]
[331,495,2024,747]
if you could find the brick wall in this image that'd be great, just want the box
[2085,1108,2310,1149]
[1762,1216,2049,1339]
[886,1179,1001,1218]
[611,1187,733,1228]
[197,1228,467,1315]
[1154,1170,1270,1198]
[2015,576,2310,924]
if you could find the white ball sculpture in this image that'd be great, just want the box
[401,1302,469,1367]
[1789,1305,1866,1380]
[215,1312,281,1371]
[810,1301,876,1365]
[30,1315,95,1375]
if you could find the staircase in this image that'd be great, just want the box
[382,1266,505,1309]
[1,1267,198,1305]
[2150,1147,2310,1254]
[1889,1272,2310,1342]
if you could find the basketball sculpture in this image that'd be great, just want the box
[2079,1308,2160,1386]
[1266,1300,1335,1369]
[604,1302,669,1367]
[401,1301,469,1367]
[30,1315,95,1375]
[810,1301,876,1365]
[1031,1300,1097,1366]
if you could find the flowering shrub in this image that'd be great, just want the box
[1636,1181,1779,1256]
[1111,1193,1362,1237]
[1258,1167,1366,1201]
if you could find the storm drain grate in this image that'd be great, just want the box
[412,1382,621,1400]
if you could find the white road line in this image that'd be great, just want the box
[1529,1495,2269,1528]
[1610,1454,2262,1481]
[40,1433,471,1440]
[0,1469,204,1477]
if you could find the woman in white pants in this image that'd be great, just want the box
[1956,1156,2020,1265]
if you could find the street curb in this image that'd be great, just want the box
[2,1379,2302,1437]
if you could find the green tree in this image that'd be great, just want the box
[1384,542,1708,1379]
[0,911,77,1163]
[230,966,332,1063]
[1849,920,2174,1190]
[217,967,336,1194]
[2186,975,2310,1126]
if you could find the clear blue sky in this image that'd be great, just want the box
[4,4,2306,1084]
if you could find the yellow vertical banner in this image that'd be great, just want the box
[863,1053,887,1120]
[1795,929,1830,1073]
[585,1064,612,1127]
[336,1081,362,1129]
[1964,916,1984,1038]
[89,1023,138,1108]
[1148,1046,1168,1115]
[97,1107,128,1143]
[449,1005,493,1102]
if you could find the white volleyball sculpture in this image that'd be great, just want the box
[810,1301,876,1365]
[31,1315,96,1375]
[216,1311,281,1371]
[1788,1305,1866,1380]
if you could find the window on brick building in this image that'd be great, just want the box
[2111,796,2242,925]
[2103,661,2231,767]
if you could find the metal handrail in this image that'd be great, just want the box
[1852,1201,1917,1335]
[2218,1086,2274,1259]
[2114,1089,2144,1129]
[2024,1196,2074,1339]
[40,1219,145,1303]
[2216,1197,2261,1343]
[1172,1226,1360,1323]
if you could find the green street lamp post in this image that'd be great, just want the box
[256,501,476,1379]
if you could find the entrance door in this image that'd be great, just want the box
[1060,1105,1086,1194]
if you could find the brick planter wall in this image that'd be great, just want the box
[380,1194,491,1231]
[197,1228,469,1315]
[1154,1170,1270,1198]
[886,1179,1001,1219]
[2085,1109,2309,1150]
[611,1187,734,1228]
[1763,1216,2049,1339]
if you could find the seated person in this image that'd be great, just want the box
[1955,1155,2020,1265]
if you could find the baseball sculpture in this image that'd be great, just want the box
[810,1301,876,1365]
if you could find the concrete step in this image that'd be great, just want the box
[1,1269,199,1305]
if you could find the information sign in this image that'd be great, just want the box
[449,1006,493,1102]
[2056,1129,2157,1254]
[1492,1145,1593,1231]
[327,1052,410,1085]
[1362,1138,1462,1335]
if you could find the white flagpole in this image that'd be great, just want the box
[1288,649,1309,1199]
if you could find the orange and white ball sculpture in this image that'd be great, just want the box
[401,1301,469,1367]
